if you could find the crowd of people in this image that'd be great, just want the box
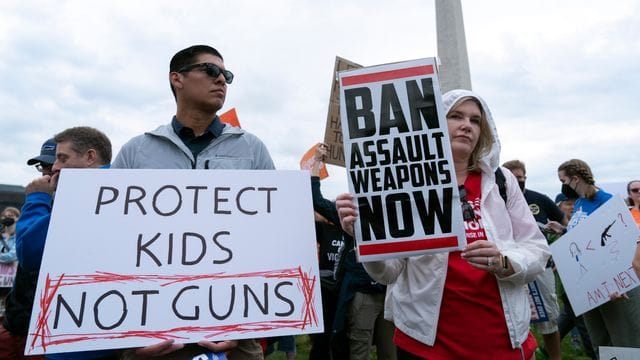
[0,44,638,360]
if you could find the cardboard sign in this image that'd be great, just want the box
[338,58,466,261]
[300,143,328,180]
[0,261,17,287]
[527,281,548,323]
[323,56,362,167]
[26,169,322,355]
[550,196,640,316]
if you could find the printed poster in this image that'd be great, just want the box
[527,281,548,323]
[338,57,466,261]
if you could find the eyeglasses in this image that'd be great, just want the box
[35,163,52,173]
[630,188,640,194]
[177,63,234,84]
[459,186,476,221]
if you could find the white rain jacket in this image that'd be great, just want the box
[362,89,550,350]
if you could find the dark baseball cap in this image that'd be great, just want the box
[27,138,56,166]
[554,193,567,203]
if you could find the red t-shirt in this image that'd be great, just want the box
[395,172,536,359]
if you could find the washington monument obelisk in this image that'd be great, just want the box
[436,0,472,92]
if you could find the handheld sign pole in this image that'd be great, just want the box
[339,58,466,262]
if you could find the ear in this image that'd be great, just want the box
[85,149,98,167]
[170,72,183,92]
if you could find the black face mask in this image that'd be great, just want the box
[561,183,579,199]
[0,217,15,227]
[518,181,526,192]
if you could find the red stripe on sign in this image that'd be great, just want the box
[359,236,458,255]
[341,65,434,86]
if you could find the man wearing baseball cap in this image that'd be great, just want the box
[26,138,56,176]
[0,138,56,360]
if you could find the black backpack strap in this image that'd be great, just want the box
[495,167,507,204]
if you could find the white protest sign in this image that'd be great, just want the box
[600,346,640,360]
[26,169,322,355]
[339,57,465,261]
[550,196,640,316]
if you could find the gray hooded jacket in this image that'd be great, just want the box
[112,121,274,170]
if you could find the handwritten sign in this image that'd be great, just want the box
[550,196,640,316]
[323,56,362,167]
[26,169,322,355]
[339,57,465,261]
[0,261,17,287]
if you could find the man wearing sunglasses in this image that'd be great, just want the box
[27,138,56,176]
[113,45,274,359]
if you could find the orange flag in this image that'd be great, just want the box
[300,143,329,180]
[219,108,241,128]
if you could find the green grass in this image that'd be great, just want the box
[532,329,592,360]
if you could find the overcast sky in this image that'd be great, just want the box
[1,0,638,200]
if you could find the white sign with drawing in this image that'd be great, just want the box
[550,196,640,316]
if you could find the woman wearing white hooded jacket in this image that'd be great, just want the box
[336,89,550,359]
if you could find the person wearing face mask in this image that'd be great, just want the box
[552,193,596,359]
[502,160,566,360]
[627,180,640,226]
[626,180,640,285]
[0,139,55,360]
[0,207,20,320]
[557,159,640,354]
[0,207,19,266]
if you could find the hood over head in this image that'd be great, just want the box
[442,89,501,172]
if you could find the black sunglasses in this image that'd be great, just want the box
[35,163,52,173]
[178,63,234,84]
[630,188,640,194]
[459,186,476,221]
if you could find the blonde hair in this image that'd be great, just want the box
[449,97,495,171]
[1,206,20,218]
[558,159,597,200]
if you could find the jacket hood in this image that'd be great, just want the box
[442,89,501,172]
